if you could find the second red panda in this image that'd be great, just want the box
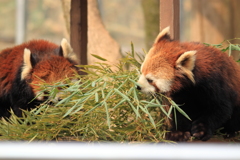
[0,39,79,117]
[137,27,240,141]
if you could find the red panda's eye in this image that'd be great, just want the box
[147,78,153,83]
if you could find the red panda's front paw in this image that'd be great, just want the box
[165,131,191,142]
[191,122,212,141]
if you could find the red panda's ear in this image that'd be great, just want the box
[60,38,78,62]
[176,51,197,83]
[54,45,64,57]
[21,48,32,80]
[154,26,171,44]
[60,38,72,58]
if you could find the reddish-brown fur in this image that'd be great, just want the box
[0,39,78,117]
[138,27,240,141]
[154,39,240,96]
[0,40,58,96]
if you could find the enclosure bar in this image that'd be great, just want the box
[70,0,88,69]
[160,0,180,40]
[0,143,240,160]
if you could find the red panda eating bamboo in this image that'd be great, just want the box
[0,39,79,117]
[137,27,240,141]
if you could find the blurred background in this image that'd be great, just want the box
[1,0,240,62]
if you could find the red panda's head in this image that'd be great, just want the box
[21,39,79,100]
[137,27,196,94]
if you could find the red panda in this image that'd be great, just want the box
[0,39,79,117]
[137,27,240,141]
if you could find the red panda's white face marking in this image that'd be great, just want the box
[138,73,173,94]
[138,74,155,93]
[138,49,174,94]
[137,27,197,94]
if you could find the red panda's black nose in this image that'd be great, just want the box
[136,85,141,90]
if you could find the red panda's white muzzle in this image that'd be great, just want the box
[137,75,156,94]
[137,74,173,94]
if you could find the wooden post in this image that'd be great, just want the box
[160,0,180,40]
[70,0,88,68]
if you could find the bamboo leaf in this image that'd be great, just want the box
[113,99,126,109]
[131,42,135,58]
[91,54,108,61]
[83,102,103,116]
[170,100,191,121]
[103,102,111,129]
[139,105,156,128]
[127,101,140,118]
[95,92,99,102]
[175,105,191,121]
[113,88,130,101]
[167,105,173,118]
